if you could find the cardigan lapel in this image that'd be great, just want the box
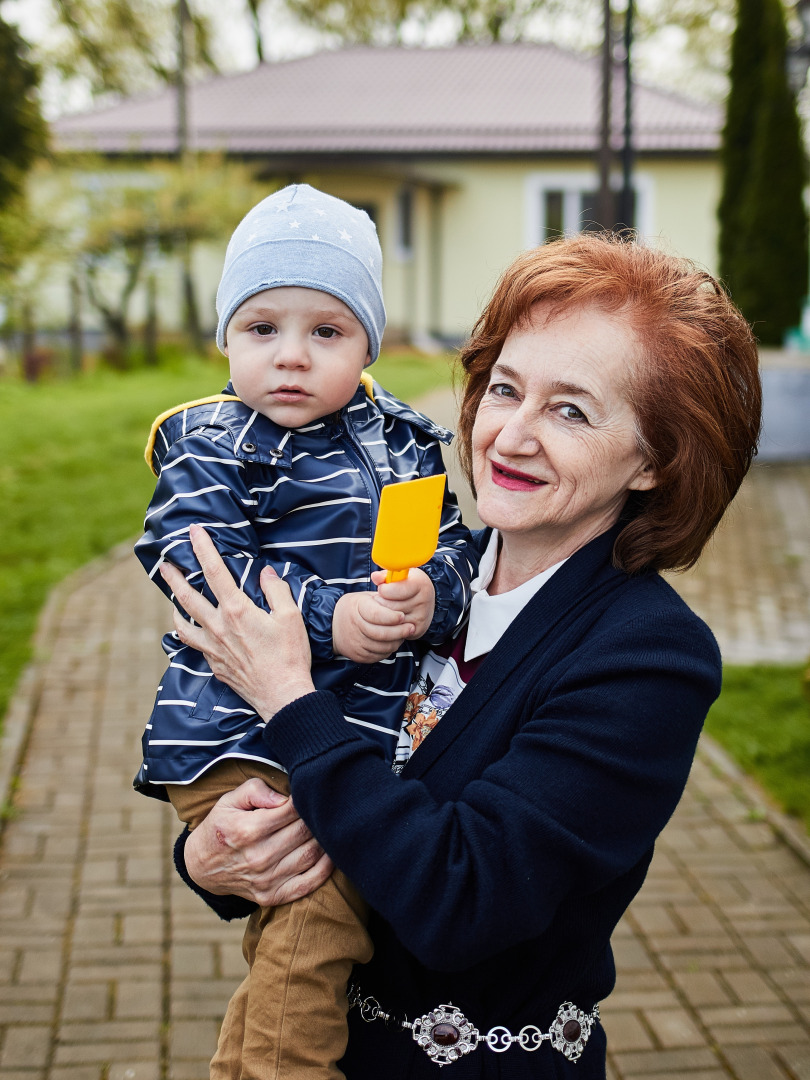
[402,524,630,780]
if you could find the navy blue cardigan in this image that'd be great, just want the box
[180,524,721,1078]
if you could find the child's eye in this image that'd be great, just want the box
[315,326,337,338]
[253,323,275,336]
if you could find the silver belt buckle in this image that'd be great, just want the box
[411,1004,479,1065]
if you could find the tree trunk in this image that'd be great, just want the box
[182,240,204,355]
[20,298,40,383]
[144,271,159,366]
[68,273,83,374]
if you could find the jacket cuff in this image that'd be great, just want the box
[173,827,257,921]
[302,586,343,662]
[421,559,453,641]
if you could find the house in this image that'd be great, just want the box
[53,43,721,347]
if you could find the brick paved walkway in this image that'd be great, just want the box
[0,428,808,1078]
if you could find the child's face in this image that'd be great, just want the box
[226,287,371,427]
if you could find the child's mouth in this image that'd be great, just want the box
[272,386,309,401]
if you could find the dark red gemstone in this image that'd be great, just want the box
[432,1023,460,1046]
[562,1019,582,1042]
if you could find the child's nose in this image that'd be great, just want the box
[274,335,310,369]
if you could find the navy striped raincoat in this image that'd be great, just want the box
[134,376,476,800]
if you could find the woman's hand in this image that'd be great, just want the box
[184,779,334,906]
[159,524,316,719]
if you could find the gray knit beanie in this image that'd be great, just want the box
[216,184,386,363]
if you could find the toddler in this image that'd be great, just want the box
[134,185,476,1079]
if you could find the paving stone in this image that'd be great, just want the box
[53,1042,161,1066]
[114,982,162,1021]
[672,970,732,1007]
[643,1007,706,1048]
[599,1010,654,1052]
[723,1044,796,1079]
[778,1043,810,1079]
[108,1065,160,1080]
[0,1027,52,1069]
[613,1046,720,1074]
[61,984,110,1023]
[168,1019,221,1060]
[49,1071,101,1080]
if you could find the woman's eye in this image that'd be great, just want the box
[489,383,516,399]
[560,403,587,422]
[253,324,275,336]
[315,326,337,338]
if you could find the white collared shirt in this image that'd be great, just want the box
[464,531,567,660]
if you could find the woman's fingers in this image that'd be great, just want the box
[188,524,241,607]
[264,849,334,907]
[160,561,217,629]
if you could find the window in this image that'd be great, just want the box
[525,172,652,247]
[396,187,414,259]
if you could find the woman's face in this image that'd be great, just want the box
[471,303,656,555]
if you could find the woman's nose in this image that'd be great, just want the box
[493,407,541,456]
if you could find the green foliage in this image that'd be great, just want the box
[63,156,264,357]
[45,0,217,99]
[0,350,453,724]
[0,13,48,211]
[705,663,810,832]
[718,0,808,345]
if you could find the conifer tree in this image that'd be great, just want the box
[0,14,47,211]
[718,0,808,345]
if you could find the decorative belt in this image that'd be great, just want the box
[348,984,600,1067]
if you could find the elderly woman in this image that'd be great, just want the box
[164,234,761,1078]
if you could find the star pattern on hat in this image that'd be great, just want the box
[340,229,352,242]
[311,234,320,241]
[289,220,301,229]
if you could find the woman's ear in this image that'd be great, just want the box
[629,461,657,492]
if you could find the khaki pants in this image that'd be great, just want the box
[169,760,372,1080]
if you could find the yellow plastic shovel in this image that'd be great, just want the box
[371,474,447,582]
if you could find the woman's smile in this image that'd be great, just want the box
[490,460,548,490]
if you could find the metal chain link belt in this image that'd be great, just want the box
[348,984,600,1067]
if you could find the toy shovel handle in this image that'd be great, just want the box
[385,568,409,583]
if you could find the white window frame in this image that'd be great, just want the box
[523,170,655,249]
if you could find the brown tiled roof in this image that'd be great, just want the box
[53,43,720,156]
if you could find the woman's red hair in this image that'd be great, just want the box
[456,233,762,573]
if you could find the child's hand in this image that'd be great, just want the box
[372,567,436,642]
[332,591,408,664]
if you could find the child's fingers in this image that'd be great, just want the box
[358,616,408,646]
[358,594,406,626]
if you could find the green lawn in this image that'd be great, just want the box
[0,349,455,722]
[705,664,810,833]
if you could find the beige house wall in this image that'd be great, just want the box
[21,156,722,348]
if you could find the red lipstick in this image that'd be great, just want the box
[490,461,546,491]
